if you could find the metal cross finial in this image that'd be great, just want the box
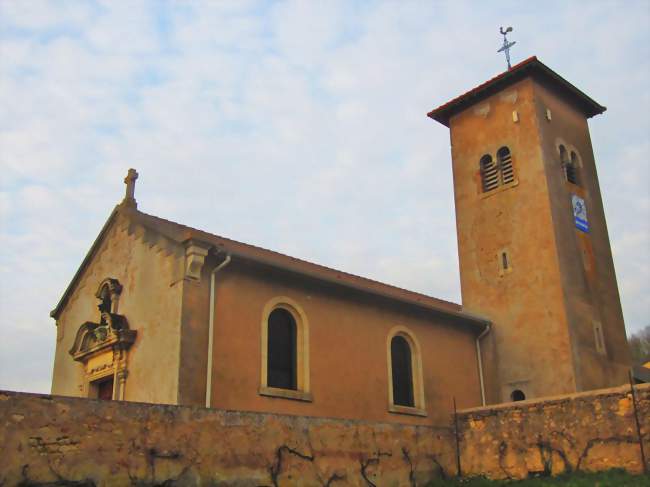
[497,26,516,70]
[122,168,139,208]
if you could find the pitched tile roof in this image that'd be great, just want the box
[427,56,606,127]
[51,205,489,330]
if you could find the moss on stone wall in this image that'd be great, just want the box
[456,384,649,480]
[0,391,454,486]
[1,383,647,485]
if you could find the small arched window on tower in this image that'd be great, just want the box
[559,144,568,167]
[559,145,579,185]
[480,154,499,192]
[567,151,580,185]
[497,146,515,185]
[267,308,297,390]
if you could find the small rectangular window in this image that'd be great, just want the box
[593,321,606,355]
[499,249,512,276]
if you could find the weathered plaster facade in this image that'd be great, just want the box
[429,57,630,403]
[204,261,481,424]
[51,210,184,405]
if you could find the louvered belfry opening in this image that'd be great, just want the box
[391,335,415,407]
[497,147,514,184]
[480,147,515,193]
[480,154,499,192]
[267,308,297,390]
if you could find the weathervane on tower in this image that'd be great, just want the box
[497,26,516,69]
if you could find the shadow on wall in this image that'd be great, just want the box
[0,383,648,485]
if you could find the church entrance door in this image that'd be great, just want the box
[96,377,114,400]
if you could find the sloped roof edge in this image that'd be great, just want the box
[50,206,121,319]
[427,56,606,127]
[51,205,489,330]
[130,210,489,330]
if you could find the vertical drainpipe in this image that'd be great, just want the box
[205,254,232,408]
[476,323,491,407]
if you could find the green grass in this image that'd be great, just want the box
[425,469,649,487]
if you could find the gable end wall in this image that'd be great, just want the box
[51,214,184,404]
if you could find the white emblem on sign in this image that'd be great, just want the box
[572,195,589,233]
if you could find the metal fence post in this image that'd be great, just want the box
[453,396,462,478]
[628,371,647,475]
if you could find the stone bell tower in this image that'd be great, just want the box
[428,57,630,404]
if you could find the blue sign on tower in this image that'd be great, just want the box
[572,195,589,233]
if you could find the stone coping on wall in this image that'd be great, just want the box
[0,389,452,430]
[0,388,457,486]
[458,382,650,415]
[2,386,647,483]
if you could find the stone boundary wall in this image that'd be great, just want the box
[1,384,648,486]
[457,383,649,479]
[0,390,455,486]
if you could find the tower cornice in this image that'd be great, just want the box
[427,56,606,127]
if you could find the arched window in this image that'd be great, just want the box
[559,145,580,185]
[391,336,414,407]
[94,278,121,316]
[511,389,526,402]
[259,297,311,402]
[559,144,568,167]
[497,146,514,185]
[386,327,426,416]
[480,154,499,192]
[97,284,112,314]
[267,308,297,390]
[567,151,580,185]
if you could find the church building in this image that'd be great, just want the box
[50,57,631,426]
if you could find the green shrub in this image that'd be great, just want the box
[424,469,648,486]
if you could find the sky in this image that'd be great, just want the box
[0,0,648,394]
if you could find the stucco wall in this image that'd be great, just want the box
[206,260,482,425]
[458,383,649,479]
[0,390,454,486]
[51,212,184,405]
[532,80,630,391]
[449,78,576,402]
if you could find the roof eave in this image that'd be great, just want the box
[427,57,606,127]
[51,205,490,333]
[219,249,490,332]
